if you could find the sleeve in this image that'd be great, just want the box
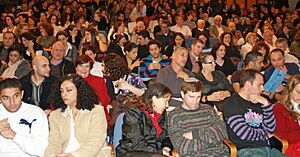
[186,26,192,37]
[13,108,49,157]
[224,103,275,141]
[96,78,111,124]
[119,110,157,152]
[273,103,300,143]
[167,109,227,155]
[15,60,32,79]
[71,106,108,157]
[44,111,64,157]
[63,61,76,76]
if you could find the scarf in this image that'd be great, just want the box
[140,107,162,137]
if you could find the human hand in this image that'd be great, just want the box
[148,63,161,70]
[249,95,269,106]
[162,55,168,60]
[0,118,16,140]
[183,132,193,140]
[130,59,141,70]
[117,78,130,90]
[219,91,231,100]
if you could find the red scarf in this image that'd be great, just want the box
[141,108,162,137]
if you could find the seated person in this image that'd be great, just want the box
[45,74,109,157]
[196,53,233,111]
[102,53,146,99]
[49,41,76,79]
[0,43,32,79]
[82,45,104,77]
[75,55,110,124]
[140,39,170,78]
[223,69,282,156]
[116,83,173,157]
[20,56,56,116]
[273,75,300,157]
[168,79,229,156]
[0,78,49,156]
[157,47,194,107]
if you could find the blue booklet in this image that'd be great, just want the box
[264,69,286,93]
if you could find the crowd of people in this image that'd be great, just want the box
[1,0,300,156]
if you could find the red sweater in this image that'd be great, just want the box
[84,74,110,124]
[273,102,300,143]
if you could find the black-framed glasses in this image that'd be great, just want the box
[203,61,215,64]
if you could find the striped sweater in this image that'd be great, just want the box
[223,93,276,150]
[139,54,170,78]
[167,104,229,157]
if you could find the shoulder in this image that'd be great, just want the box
[22,102,47,117]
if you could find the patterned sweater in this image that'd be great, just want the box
[223,93,276,150]
[139,54,170,78]
[167,104,229,157]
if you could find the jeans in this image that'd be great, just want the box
[237,147,287,157]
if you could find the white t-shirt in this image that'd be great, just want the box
[0,102,49,157]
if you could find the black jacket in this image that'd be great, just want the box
[50,58,76,79]
[116,108,173,157]
[20,72,57,110]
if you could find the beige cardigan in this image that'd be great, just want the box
[44,105,110,157]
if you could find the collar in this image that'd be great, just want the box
[291,99,300,114]
[62,105,91,117]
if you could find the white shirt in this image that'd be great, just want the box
[90,61,104,77]
[170,24,192,37]
[64,107,80,153]
[0,102,49,157]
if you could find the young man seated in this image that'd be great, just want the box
[168,79,229,156]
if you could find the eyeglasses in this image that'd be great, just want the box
[203,61,215,64]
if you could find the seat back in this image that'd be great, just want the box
[113,112,125,157]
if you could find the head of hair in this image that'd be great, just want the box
[252,40,270,55]
[137,30,150,39]
[113,21,124,33]
[269,48,285,57]
[20,32,35,41]
[48,14,59,25]
[82,44,96,55]
[56,30,68,40]
[275,37,288,46]
[26,16,37,25]
[0,78,22,92]
[294,30,300,42]
[191,38,204,46]
[281,75,300,119]
[5,15,16,26]
[239,69,261,88]
[73,12,86,23]
[50,74,99,111]
[140,83,171,114]
[40,22,54,36]
[219,32,233,45]
[196,31,210,46]
[181,79,202,94]
[160,20,170,27]
[75,54,94,69]
[211,42,225,59]
[244,51,263,66]
[245,32,257,42]
[8,43,25,58]
[102,53,129,81]
[173,32,185,47]
[147,39,162,49]
[124,42,138,52]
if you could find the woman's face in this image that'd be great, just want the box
[5,17,13,26]
[258,47,267,56]
[223,34,231,46]
[9,51,21,64]
[248,35,256,45]
[127,47,138,60]
[85,50,96,60]
[118,23,125,32]
[276,16,282,24]
[21,25,29,34]
[60,80,77,107]
[50,16,57,25]
[94,13,100,21]
[21,37,29,47]
[28,18,35,25]
[84,31,92,42]
[76,62,91,78]
[217,45,226,58]
[118,37,127,46]
[175,35,184,46]
[202,55,215,72]
[291,83,300,104]
[39,26,47,36]
[152,94,171,114]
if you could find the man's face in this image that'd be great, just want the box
[137,35,146,45]
[270,51,285,68]
[191,42,204,57]
[247,74,264,96]
[181,91,201,110]
[176,16,183,26]
[51,44,66,61]
[34,58,50,78]
[57,35,68,46]
[275,42,287,52]
[3,33,15,47]
[160,23,169,33]
[149,44,161,59]
[252,56,264,71]
[172,49,188,68]
[228,22,236,33]
[0,88,23,113]
[136,21,145,32]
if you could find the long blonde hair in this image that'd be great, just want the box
[281,75,300,119]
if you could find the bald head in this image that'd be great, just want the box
[171,47,188,68]
[228,22,236,33]
[32,55,51,78]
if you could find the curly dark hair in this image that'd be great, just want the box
[102,53,129,81]
[40,22,54,36]
[49,74,99,111]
